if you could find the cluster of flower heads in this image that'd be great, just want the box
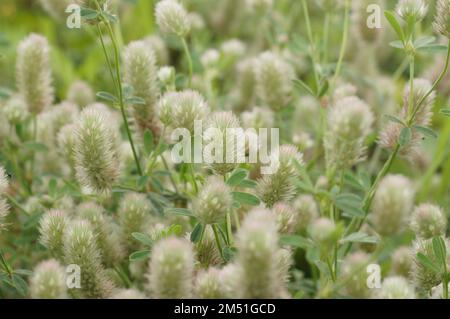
[0,0,449,299]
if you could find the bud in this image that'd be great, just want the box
[194,268,227,299]
[412,239,446,295]
[272,202,297,234]
[201,49,220,69]
[203,111,242,175]
[147,237,194,298]
[74,106,121,194]
[371,175,415,236]
[67,80,95,108]
[256,145,303,208]
[308,217,338,244]
[220,39,246,60]
[391,246,413,278]
[434,0,450,38]
[193,176,233,225]
[410,203,447,239]
[123,41,161,139]
[395,0,428,22]
[292,195,319,233]
[16,34,54,114]
[341,252,371,298]
[324,96,374,173]
[195,227,222,268]
[411,239,441,296]
[255,52,293,111]
[29,259,68,299]
[2,95,28,124]
[235,208,288,298]
[241,107,274,130]
[63,220,115,298]
[155,0,191,38]
[39,210,70,258]
[157,90,209,134]
[118,193,152,252]
[78,202,124,266]
[403,78,435,126]
[233,57,256,112]
[375,276,416,299]
[158,66,176,87]
[57,124,77,171]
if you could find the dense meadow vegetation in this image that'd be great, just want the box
[0,0,450,299]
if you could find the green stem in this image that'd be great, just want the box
[102,19,143,176]
[189,163,198,194]
[161,155,179,194]
[409,43,450,125]
[181,38,193,87]
[323,12,330,64]
[301,0,320,91]
[408,56,415,117]
[345,144,400,238]
[330,0,350,95]
[226,213,233,246]
[211,224,224,260]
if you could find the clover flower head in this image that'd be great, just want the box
[155,0,191,37]
[371,174,415,236]
[410,203,447,239]
[396,0,428,22]
[29,259,68,299]
[193,176,233,225]
[147,237,194,298]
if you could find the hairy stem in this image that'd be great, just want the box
[330,0,350,94]
[181,38,193,87]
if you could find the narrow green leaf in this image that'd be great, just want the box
[127,96,146,105]
[414,36,436,48]
[80,8,99,20]
[143,130,154,155]
[280,235,313,249]
[129,250,151,262]
[389,40,404,49]
[440,108,450,117]
[226,169,248,186]
[223,246,237,262]
[164,207,195,217]
[384,114,406,125]
[398,127,412,147]
[96,91,118,103]
[340,232,379,244]
[23,142,48,153]
[413,125,438,139]
[318,79,329,97]
[239,179,258,189]
[190,223,204,243]
[11,274,28,296]
[432,236,447,269]
[131,232,154,246]
[418,44,448,53]
[334,194,364,217]
[232,191,261,206]
[293,79,315,96]
[384,11,405,43]
[416,252,440,274]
